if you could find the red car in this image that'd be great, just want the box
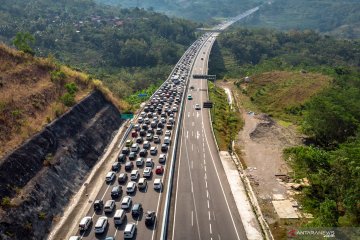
[131,130,138,138]
[155,165,164,175]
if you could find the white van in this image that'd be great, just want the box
[104,200,115,213]
[94,216,108,234]
[79,216,92,231]
[124,222,136,238]
[114,209,126,225]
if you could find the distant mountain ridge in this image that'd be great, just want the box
[98,0,360,39]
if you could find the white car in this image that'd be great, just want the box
[105,171,116,183]
[150,146,158,155]
[195,104,201,110]
[130,170,139,180]
[145,158,153,168]
[143,141,151,149]
[165,130,171,137]
[140,112,146,117]
[79,216,92,231]
[137,117,144,123]
[104,200,116,213]
[121,196,132,209]
[94,216,108,234]
[154,178,163,190]
[136,157,144,166]
[126,181,136,193]
[143,167,152,178]
[124,222,136,239]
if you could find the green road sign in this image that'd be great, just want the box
[121,113,134,119]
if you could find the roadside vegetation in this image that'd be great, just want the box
[209,27,360,228]
[208,81,243,151]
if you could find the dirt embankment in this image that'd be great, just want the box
[0,91,123,240]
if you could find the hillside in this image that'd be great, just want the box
[242,0,360,39]
[0,0,198,98]
[0,44,125,158]
[209,27,360,230]
[96,0,261,21]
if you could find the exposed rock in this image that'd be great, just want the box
[0,90,123,240]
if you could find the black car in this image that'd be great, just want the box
[129,152,137,161]
[161,144,168,152]
[93,199,103,211]
[139,129,146,137]
[125,162,134,171]
[144,107,149,112]
[118,173,128,184]
[111,186,122,198]
[141,124,149,130]
[147,128,154,134]
[156,128,162,135]
[122,147,130,155]
[145,211,156,226]
[139,149,148,157]
[157,122,164,129]
[132,203,143,217]
[112,162,121,171]
[118,154,126,163]
[135,137,143,144]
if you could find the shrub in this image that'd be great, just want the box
[38,211,46,220]
[60,93,75,107]
[1,196,11,207]
[65,82,78,94]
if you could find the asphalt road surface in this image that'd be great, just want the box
[170,33,248,240]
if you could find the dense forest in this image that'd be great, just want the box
[243,0,360,39]
[96,0,261,21]
[209,28,360,228]
[0,0,198,98]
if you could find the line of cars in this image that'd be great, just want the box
[69,32,212,240]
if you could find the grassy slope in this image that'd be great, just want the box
[0,44,127,158]
[208,81,243,151]
[238,71,331,124]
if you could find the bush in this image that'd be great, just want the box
[1,196,11,207]
[65,82,78,94]
[38,211,46,220]
[60,93,75,107]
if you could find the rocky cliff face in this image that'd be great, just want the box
[0,90,123,240]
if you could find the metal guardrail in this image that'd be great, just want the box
[160,33,212,240]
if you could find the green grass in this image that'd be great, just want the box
[234,71,331,124]
[208,81,243,151]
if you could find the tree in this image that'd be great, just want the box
[12,32,35,55]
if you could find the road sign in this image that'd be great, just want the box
[121,113,134,119]
[203,101,213,108]
[138,93,147,97]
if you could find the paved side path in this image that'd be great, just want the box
[219,151,263,240]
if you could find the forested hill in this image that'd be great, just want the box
[96,0,262,21]
[210,28,360,229]
[0,0,198,97]
[242,0,360,39]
